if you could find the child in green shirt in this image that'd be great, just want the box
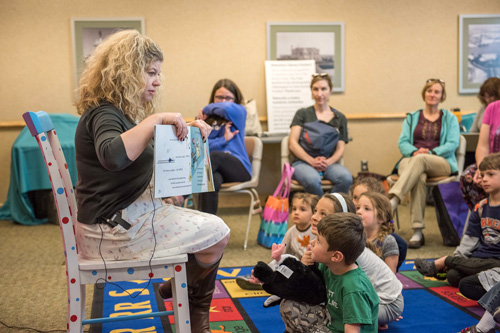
[281,212,379,332]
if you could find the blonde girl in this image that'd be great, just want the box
[357,192,399,273]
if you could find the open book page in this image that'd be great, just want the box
[154,125,214,198]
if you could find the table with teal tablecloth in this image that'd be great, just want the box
[0,113,79,225]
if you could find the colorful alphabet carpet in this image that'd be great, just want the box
[90,261,499,332]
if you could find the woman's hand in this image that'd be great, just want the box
[159,112,188,141]
[473,169,483,186]
[311,156,328,171]
[188,119,212,141]
[412,148,429,156]
[122,112,187,161]
[224,122,239,142]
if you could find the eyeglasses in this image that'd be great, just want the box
[312,73,329,78]
[426,78,445,85]
[214,95,235,102]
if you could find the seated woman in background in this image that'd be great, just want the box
[389,79,459,249]
[469,77,500,133]
[288,73,352,197]
[74,30,230,332]
[197,79,251,214]
[461,79,500,210]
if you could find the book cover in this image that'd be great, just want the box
[154,125,214,198]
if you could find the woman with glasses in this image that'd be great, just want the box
[389,79,460,248]
[288,73,352,197]
[197,79,251,214]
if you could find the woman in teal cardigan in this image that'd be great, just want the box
[389,79,460,248]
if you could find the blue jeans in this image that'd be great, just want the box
[479,281,500,314]
[292,160,353,197]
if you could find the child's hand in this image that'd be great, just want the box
[248,269,263,285]
[271,243,286,262]
[301,244,314,266]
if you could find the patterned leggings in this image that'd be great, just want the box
[280,299,330,333]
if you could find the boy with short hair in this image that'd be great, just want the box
[415,153,500,291]
[313,212,379,332]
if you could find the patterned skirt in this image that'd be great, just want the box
[75,184,230,260]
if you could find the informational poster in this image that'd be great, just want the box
[154,125,214,198]
[265,60,316,134]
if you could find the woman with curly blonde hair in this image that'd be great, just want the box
[356,192,399,273]
[74,29,229,332]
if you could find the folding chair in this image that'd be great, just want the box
[22,111,191,333]
[220,136,263,250]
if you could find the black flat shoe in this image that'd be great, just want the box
[408,234,425,249]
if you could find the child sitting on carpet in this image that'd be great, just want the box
[415,153,500,287]
[350,176,408,273]
[350,176,387,206]
[236,192,318,291]
[459,280,500,333]
[281,192,319,258]
[356,192,399,273]
[257,193,403,330]
[281,212,380,332]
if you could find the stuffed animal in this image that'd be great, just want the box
[252,244,326,306]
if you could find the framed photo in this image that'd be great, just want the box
[71,18,145,86]
[267,22,345,92]
[459,14,500,94]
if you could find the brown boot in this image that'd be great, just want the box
[187,254,220,332]
[159,254,220,333]
[158,279,172,299]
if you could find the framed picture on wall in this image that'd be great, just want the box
[71,18,145,87]
[459,14,500,94]
[267,22,345,92]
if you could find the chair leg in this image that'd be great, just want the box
[243,188,262,250]
[172,262,191,332]
[395,207,400,230]
[68,283,85,332]
[244,191,254,250]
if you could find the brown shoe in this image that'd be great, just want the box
[158,279,172,299]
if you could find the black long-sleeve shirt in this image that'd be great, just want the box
[75,103,153,224]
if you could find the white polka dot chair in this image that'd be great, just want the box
[22,111,191,333]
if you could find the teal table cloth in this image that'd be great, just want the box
[0,113,79,225]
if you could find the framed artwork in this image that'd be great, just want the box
[267,22,345,92]
[71,18,145,87]
[459,14,500,94]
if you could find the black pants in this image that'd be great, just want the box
[444,256,500,287]
[459,274,486,300]
[198,151,250,215]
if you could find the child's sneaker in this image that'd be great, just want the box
[458,325,495,333]
[263,295,282,308]
[236,274,263,290]
[414,258,446,280]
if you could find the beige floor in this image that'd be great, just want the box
[0,197,456,332]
